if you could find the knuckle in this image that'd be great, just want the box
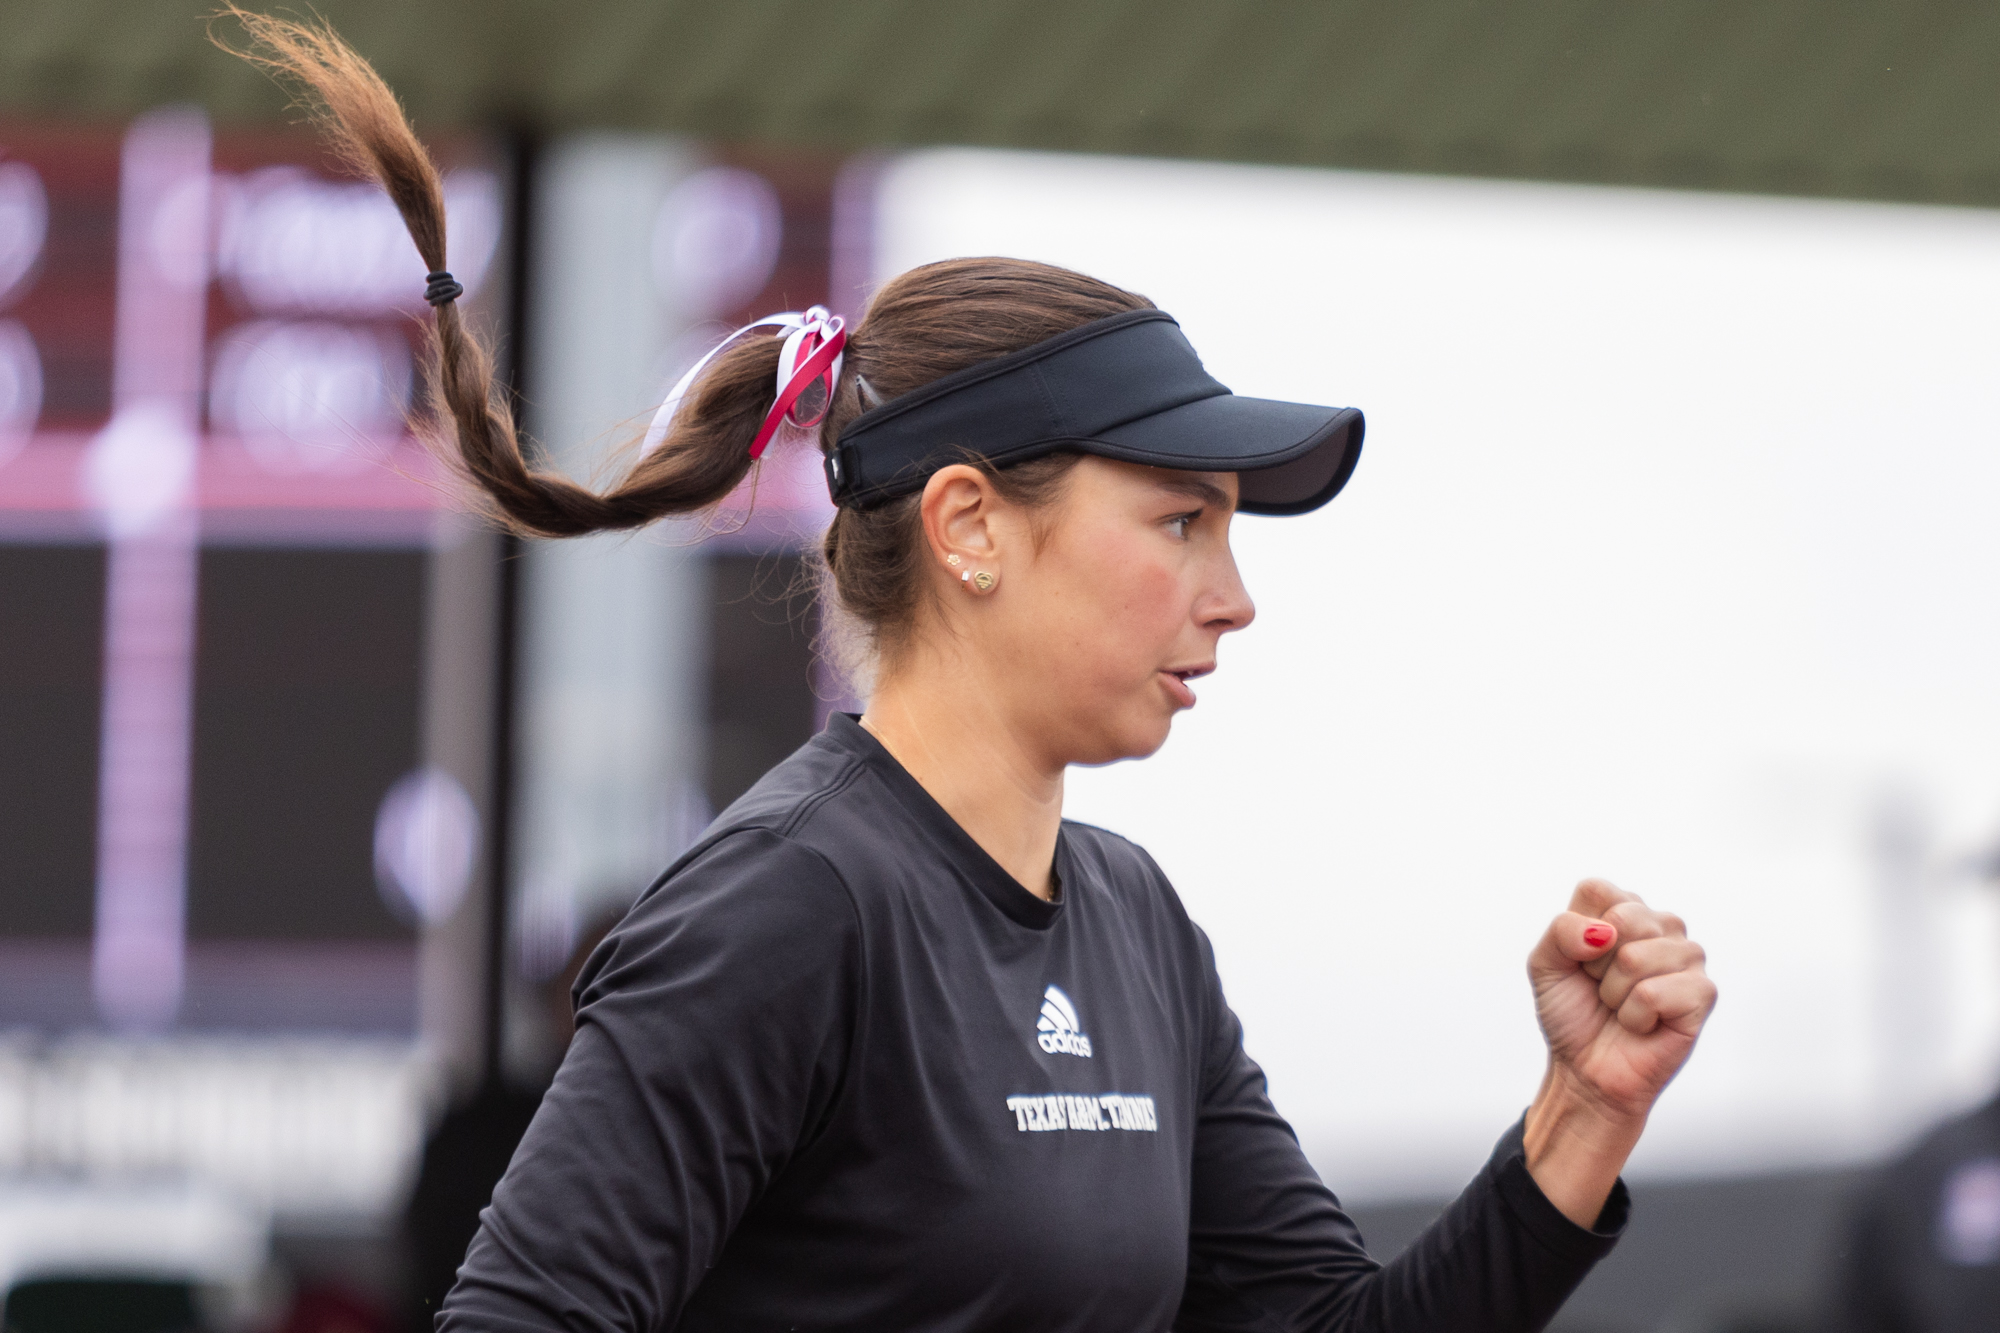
[1574,877,1625,904]
[1621,935,1667,963]
[1600,953,1641,987]
[1606,903,1657,938]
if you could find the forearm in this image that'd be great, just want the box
[1308,1117,1626,1333]
[1522,1062,1645,1229]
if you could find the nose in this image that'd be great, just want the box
[1201,547,1256,634]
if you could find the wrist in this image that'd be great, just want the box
[1526,1061,1647,1162]
[1522,1063,1645,1228]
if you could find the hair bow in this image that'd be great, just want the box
[641,306,848,460]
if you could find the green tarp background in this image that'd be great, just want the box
[4,1,1997,208]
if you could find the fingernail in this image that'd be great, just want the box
[1583,924,1614,949]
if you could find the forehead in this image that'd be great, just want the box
[1072,456,1240,510]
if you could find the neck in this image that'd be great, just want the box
[861,648,1065,901]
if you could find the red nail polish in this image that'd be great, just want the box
[1583,925,1614,949]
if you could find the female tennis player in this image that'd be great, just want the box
[225,13,1716,1330]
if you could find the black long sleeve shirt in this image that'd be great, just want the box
[440,714,1625,1331]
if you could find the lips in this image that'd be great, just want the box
[1160,664,1214,708]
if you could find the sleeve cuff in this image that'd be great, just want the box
[1488,1115,1629,1259]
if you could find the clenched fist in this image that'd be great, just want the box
[1533,878,1716,1117]
[1522,878,1717,1226]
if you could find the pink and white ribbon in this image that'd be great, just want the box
[641,305,847,460]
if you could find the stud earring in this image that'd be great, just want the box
[945,554,961,568]
[971,570,998,593]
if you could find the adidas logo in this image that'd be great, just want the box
[1035,984,1092,1058]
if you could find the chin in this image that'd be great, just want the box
[1128,718,1176,760]
[1067,713,1175,768]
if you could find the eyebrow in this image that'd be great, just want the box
[1153,474,1234,511]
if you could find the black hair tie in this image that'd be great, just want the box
[424,269,464,307]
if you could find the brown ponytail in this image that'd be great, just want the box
[213,6,768,537]
[214,10,1153,671]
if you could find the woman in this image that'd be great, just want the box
[225,14,1716,1331]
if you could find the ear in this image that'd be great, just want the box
[919,464,1002,573]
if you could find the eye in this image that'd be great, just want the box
[1166,510,1200,539]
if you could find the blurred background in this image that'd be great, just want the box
[2,2,1999,1330]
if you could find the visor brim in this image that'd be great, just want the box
[1089,396,1364,516]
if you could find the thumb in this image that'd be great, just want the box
[1530,911,1618,985]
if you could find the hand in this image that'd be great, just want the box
[1522,878,1716,1226]
[1531,878,1716,1120]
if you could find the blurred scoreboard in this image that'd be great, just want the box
[0,110,508,1036]
[0,117,499,536]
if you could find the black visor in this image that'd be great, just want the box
[825,309,1364,515]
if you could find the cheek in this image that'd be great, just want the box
[1041,540,1186,679]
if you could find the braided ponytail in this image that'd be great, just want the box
[213,6,766,537]
[215,10,1158,682]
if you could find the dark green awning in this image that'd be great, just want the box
[5,1,1997,209]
